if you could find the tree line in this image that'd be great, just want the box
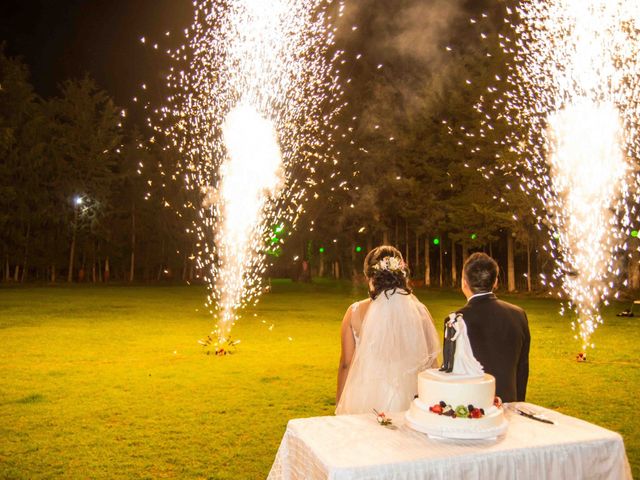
[0,44,193,284]
[0,11,549,292]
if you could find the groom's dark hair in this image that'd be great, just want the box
[463,253,499,294]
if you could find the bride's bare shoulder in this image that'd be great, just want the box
[347,298,371,336]
[353,298,372,313]
[342,299,367,321]
[347,298,370,311]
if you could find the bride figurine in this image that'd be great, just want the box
[449,312,484,377]
[335,246,440,415]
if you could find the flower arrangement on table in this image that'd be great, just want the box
[373,409,393,427]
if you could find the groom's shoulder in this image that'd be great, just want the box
[456,303,471,314]
[493,298,529,329]
[455,304,481,324]
[495,298,527,317]
[458,296,526,318]
[454,303,473,319]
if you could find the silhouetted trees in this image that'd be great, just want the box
[0,46,189,283]
[0,16,548,291]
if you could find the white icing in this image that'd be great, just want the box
[417,369,495,410]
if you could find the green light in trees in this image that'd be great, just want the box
[319,247,325,253]
[274,224,284,234]
[355,246,362,252]
[470,233,478,240]
[553,233,560,239]
[433,238,440,246]
[632,230,639,238]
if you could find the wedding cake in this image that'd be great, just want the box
[405,313,508,439]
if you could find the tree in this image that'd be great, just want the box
[47,76,122,282]
[0,44,50,282]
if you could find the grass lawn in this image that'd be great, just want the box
[0,281,638,479]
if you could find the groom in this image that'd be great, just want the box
[456,253,530,402]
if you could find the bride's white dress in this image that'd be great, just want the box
[335,292,440,415]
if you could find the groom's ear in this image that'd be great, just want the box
[493,278,498,290]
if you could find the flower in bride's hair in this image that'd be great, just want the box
[372,256,406,275]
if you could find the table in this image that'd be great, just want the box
[267,403,632,480]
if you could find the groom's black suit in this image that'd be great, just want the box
[456,293,530,402]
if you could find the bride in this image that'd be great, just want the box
[336,246,440,415]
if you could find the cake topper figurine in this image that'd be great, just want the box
[439,313,484,378]
[439,314,457,373]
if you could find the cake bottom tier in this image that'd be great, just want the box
[406,399,508,440]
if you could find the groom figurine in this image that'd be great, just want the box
[456,253,530,402]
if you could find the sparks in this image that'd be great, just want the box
[477,0,640,348]
[155,0,344,342]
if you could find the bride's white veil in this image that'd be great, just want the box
[336,292,440,414]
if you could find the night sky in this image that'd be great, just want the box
[0,0,193,104]
[0,0,491,114]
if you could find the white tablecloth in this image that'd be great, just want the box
[267,403,632,480]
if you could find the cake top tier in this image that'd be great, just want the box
[418,368,496,411]
[423,369,495,384]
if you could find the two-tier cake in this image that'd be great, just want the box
[405,312,508,439]
[405,369,508,439]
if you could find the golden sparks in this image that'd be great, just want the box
[467,1,640,348]
[153,0,345,342]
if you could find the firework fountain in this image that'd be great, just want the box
[156,0,344,343]
[475,0,640,348]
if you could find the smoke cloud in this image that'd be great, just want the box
[339,0,464,64]
[337,0,467,129]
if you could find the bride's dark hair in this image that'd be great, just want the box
[364,245,412,300]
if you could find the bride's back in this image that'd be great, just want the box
[336,246,440,415]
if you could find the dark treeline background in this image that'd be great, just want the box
[0,44,187,285]
[0,0,610,292]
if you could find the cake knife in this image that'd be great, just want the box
[516,408,555,425]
